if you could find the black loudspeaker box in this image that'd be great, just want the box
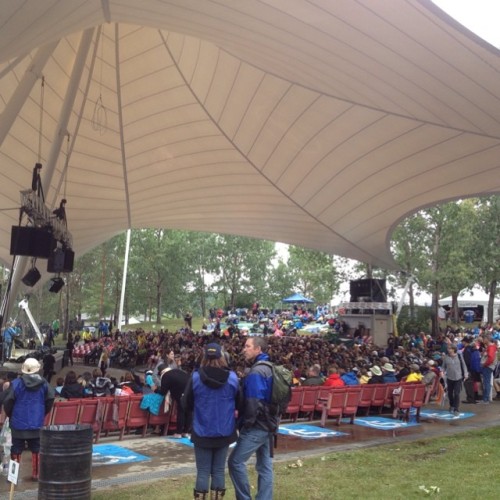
[349,278,387,302]
[10,226,54,259]
[47,247,74,273]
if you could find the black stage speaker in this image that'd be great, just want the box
[10,226,54,258]
[49,277,65,293]
[47,247,75,273]
[22,267,41,287]
[349,278,387,302]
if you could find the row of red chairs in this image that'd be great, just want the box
[39,395,177,442]
[283,383,426,426]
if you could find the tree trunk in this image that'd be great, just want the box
[451,291,459,323]
[408,283,415,318]
[156,283,161,324]
[100,249,106,319]
[488,280,497,325]
[431,224,441,335]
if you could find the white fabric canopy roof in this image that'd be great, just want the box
[439,287,500,321]
[439,288,500,308]
[1,0,500,277]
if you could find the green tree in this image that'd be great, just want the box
[473,196,500,323]
[210,235,276,309]
[391,212,430,316]
[287,246,338,304]
[267,259,295,309]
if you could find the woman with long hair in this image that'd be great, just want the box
[182,343,241,500]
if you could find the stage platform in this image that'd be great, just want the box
[0,348,65,376]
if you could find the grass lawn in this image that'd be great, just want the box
[92,426,500,499]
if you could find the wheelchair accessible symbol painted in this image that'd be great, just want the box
[278,424,348,439]
[354,417,419,429]
[92,444,150,466]
[418,410,474,421]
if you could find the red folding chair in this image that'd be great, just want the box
[358,384,376,416]
[125,394,149,437]
[370,384,387,414]
[301,387,320,420]
[282,386,303,422]
[148,399,172,436]
[342,386,361,424]
[102,396,129,440]
[50,399,81,425]
[78,398,105,443]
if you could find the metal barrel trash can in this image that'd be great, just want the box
[39,424,93,500]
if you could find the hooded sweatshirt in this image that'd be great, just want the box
[182,366,241,448]
[4,374,55,438]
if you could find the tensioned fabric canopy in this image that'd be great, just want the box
[282,293,314,304]
[1,0,500,281]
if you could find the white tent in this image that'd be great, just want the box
[1,0,500,295]
[439,287,500,322]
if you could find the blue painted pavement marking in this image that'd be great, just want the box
[166,436,194,447]
[278,424,348,439]
[417,409,475,421]
[92,444,150,466]
[165,436,235,448]
[354,417,420,430]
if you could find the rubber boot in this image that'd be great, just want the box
[211,489,226,499]
[31,452,40,481]
[194,489,208,499]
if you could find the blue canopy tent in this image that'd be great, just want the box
[282,293,314,329]
[282,293,314,304]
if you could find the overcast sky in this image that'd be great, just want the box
[433,0,500,47]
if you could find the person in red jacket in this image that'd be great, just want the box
[480,333,498,403]
[323,366,345,387]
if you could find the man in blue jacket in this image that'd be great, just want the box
[3,358,55,480]
[2,322,19,361]
[229,336,277,500]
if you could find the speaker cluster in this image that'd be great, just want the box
[10,225,74,273]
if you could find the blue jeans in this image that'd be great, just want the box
[194,445,229,492]
[3,341,12,360]
[482,366,493,401]
[228,428,273,500]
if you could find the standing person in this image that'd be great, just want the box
[42,349,56,383]
[66,333,75,367]
[182,343,241,499]
[2,322,19,361]
[442,345,468,416]
[480,333,498,403]
[165,349,178,370]
[51,318,60,338]
[228,336,277,500]
[99,348,110,377]
[155,361,190,438]
[461,337,481,404]
[3,358,55,480]
[184,311,193,330]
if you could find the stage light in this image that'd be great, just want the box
[22,267,41,287]
[49,277,65,293]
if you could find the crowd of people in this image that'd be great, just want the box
[1,309,499,498]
